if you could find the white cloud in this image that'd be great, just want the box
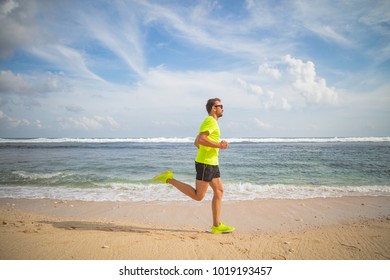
[0,70,64,94]
[284,55,339,105]
[0,70,29,93]
[0,0,19,18]
[133,66,240,107]
[96,116,120,129]
[58,116,120,131]
[253,117,272,129]
[7,117,31,128]
[245,0,255,10]
[258,63,281,79]
[0,111,43,129]
[237,77,291,111]
[73,117,102,130]
[0,0,42,58]
[236,54,339,110]
[65,105,84,113]
[237,78,264,96]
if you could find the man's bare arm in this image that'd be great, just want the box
[196,132,228,149]
[194,134,200,148]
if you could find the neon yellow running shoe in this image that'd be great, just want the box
[152,170,173,184]
[211,223,235,234]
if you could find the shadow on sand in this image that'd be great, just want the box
[39,220,204,234]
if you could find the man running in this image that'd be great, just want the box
[152,98,235,234]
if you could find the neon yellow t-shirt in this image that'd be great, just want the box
[195,116,220,166]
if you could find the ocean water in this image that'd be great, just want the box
[0,137,389,201]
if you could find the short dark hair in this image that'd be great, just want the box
[206,98,221,113]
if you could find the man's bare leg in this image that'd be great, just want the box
[167,178,209,201]
[209,177,223,227]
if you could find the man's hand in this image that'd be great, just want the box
[220,140,228,149]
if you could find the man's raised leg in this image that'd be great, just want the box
[167,178,209,201]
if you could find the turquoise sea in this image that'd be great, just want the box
[0,137,389,201]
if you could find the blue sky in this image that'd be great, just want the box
[0,0,389,138]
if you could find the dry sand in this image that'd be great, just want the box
[0,196,389,260]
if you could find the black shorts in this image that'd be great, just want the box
[195,162,220,182]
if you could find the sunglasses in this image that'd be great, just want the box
[214,104,223,109]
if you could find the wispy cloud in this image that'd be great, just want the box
[79,1,146,77]
[139,0,289,60]
[305,25,352,47]
[30,45,104,81]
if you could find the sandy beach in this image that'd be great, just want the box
[0,196,389,260]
